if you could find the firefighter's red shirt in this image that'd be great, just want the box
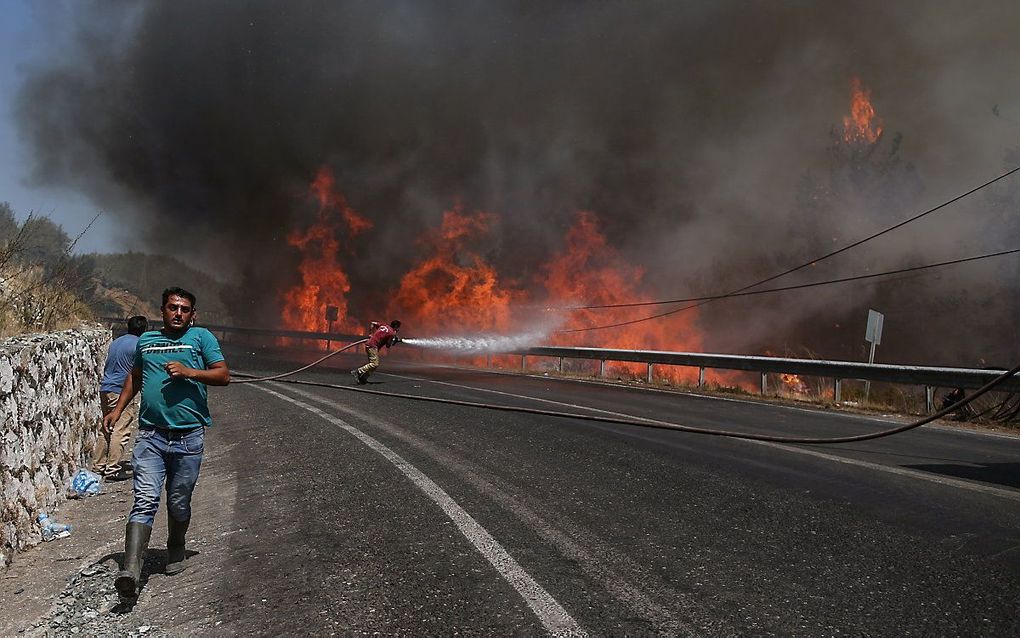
[367,323,398,348]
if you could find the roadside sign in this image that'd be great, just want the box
[865,309,884,345]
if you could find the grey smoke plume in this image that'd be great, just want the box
[15,1,1020,364]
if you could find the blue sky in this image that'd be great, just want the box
[0,0,116,253]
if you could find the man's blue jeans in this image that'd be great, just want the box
[128,427,204,526]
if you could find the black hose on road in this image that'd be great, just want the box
[230,339,367,383]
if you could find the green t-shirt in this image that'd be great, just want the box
[134,327,225,429]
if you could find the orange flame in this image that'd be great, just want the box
[779,373,808,395]
[541,212,708,384]
[842,76,883,145]
[386,205,525,334]
[309,166,373,237]
[281,167,370,333]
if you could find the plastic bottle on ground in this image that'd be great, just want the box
[37,512,72,541]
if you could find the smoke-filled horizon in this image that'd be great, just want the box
[15,1,1020,365]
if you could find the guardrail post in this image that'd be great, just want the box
[522,355,527,371]
[646,363,653,383]
[599,360,606,378]
[698,367,705,388]
[925,386,934,414]
[760,372,767,395]
[833,378,842,402]
[558,357,563,373]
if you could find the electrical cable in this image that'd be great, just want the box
[562,248,1020,309]
[557,164,1020,333]
[234,346,1020,444]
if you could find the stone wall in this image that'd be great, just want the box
[0,326,110,570]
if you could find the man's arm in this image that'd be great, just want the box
[164,360,230,386]
[103,367,141,429]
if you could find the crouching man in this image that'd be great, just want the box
[103,287,230,598]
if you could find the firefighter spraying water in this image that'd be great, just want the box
[351,320,402,384]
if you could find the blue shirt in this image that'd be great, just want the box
[100,333,140,393]
[134,327,225,429]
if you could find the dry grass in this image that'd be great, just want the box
[0,263,94,338]
[0,210,99,338]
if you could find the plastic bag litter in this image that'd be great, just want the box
[67,468,103,498]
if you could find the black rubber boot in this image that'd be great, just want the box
[115,522,151,598]
[165,515,191,576]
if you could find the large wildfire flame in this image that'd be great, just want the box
[280,167,371,333]
[281,168,719,385]
[842,76,883,145]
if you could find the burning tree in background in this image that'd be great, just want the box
[737,76,927,362]
[843,76,883,146]
[794,76,921,258]
[280,167,371,334]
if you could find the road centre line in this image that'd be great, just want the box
[251,383,585,636]
[388,373,1020,503]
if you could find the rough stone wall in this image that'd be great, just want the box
[0,326,110,570]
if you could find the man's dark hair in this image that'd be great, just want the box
[390,319,401,329]
[162,287,197,308]
[126,315,149,336]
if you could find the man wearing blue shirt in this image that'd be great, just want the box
[103,287,230,598]
[94,315,148,480]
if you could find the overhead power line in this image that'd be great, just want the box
[564,248,1020,310]
[558,164,1020,333]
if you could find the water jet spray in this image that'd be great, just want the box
[401,330,552,354]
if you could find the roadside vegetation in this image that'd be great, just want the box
[0,203,95,337]
[91,252,232,324]
[0,202,232,338]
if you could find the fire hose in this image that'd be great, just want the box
[230,339,368,383]
[230,340,1020,445]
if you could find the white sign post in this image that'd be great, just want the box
[864,309,884,402]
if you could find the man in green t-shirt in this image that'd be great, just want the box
[103,287,230,599]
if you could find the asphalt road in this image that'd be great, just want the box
[135,346,1020,635]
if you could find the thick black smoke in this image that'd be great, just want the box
[16,0,1020,364]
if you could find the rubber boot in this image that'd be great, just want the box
[115,522,151,598]
[165,515,191,576]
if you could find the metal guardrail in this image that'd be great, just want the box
[511,346,1020,392]
[103,317,1017,411]
[506,346,1019,411]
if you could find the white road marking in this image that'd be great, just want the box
[287,384,705,636]
[253,383,585,636]
[390,373,1020,503]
